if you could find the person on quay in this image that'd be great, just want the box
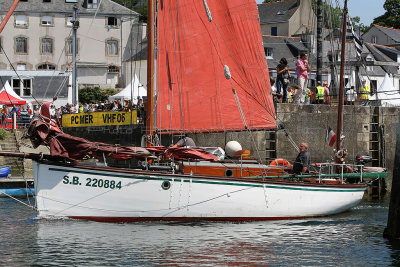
[316,81,324,104]
[276,57,290,103]
[323,81,331,105]
[293,142,311,174]
[359,79,370,106]
[346,86,357,105]
[295,52,311,104]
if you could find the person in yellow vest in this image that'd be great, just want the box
[360,79,370,106]
[316,81,324,104]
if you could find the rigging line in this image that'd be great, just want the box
[42,27,74,100]
[0,190,37,210]
[0,46,42,107]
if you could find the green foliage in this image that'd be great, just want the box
[0,129,7,140]
[112,0,148,22]
[78,87,118,104]
[373,0,400,28]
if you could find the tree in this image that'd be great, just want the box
[79,87,118,104]
[373,0,400,28]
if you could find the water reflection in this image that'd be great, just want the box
[1,198,400,266]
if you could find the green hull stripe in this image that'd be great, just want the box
[47,167,366,192]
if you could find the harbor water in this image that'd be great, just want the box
[1,197,400,266]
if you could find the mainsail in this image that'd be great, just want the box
[157,0,276,132]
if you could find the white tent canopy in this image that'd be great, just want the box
[370,74,400,107]
[108,75,146,104]
[1,80,24,99]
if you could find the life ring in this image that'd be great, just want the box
[269,158,291,166]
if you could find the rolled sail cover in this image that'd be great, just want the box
[157,0,276,132]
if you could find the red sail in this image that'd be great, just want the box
[157,0,276,132]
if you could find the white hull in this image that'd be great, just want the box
[33,162,366,222]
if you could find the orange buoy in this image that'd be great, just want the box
[269,158,291,166]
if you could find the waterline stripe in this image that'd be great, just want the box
[47,167,366,192]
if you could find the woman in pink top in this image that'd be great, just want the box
[295,52,311,104]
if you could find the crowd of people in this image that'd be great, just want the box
[271,54,370,106]
[0,98,147,128]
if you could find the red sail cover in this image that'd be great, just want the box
[157,0,276,132]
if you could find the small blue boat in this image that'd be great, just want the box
[0,167,10,178]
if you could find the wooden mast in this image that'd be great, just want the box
[146,0,155,145]
[336,0,348,153]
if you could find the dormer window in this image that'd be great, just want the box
[372,35,377,44]
[84,0,98,9]
[265,47,273,59]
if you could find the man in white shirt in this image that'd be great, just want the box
[346,86,357,105]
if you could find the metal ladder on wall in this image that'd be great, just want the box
[367,106,386,199]
[265,130,277,164]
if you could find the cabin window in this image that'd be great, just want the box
[271,27,277,36]
[265,47,273,59]
[107,17,118,27]
[15,15,28,27]
[38,63,56,70]
[106,39,118,56]
[41,38,53,54]
[108,65,119,73]
[41,16,53,26]
[15,37,28,53]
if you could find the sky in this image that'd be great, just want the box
[256,0,386,26]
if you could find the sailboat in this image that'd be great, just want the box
[0,0,386,222]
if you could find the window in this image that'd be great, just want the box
[86,0,98,9]
[372,35,377,44]
[15,15,28,27]
[0,36,2,53]
[23,79,31,96]
[265,47,273,59]
[108,65,119,73]
[41,16,53,26]
[106,39,118,56]
[371,80,377,93]
[17,63,26,71]
[65,0,78,2]
[66,38,78,55]
[43,0,51,2]
[366,55,373,72]
[12,78,31,96]
[107,17,118,27]
[41,38,53,54]
[16,37,28,53]
[271,27,277,36]
[38,63,56,70]
[66,16,73,27]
